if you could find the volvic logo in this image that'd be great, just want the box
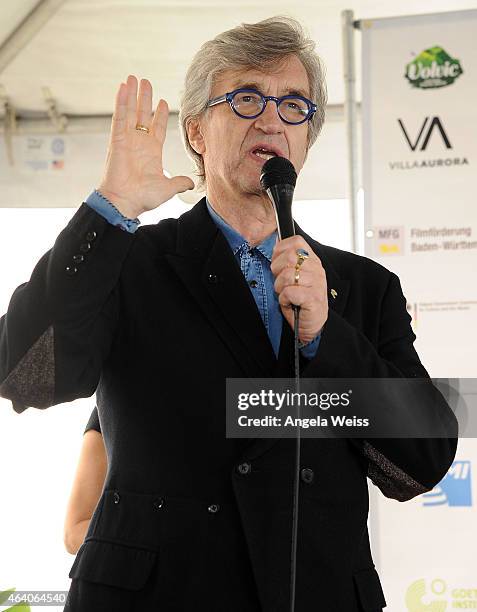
[398,117,452,151]
[422,460,472,507]
[405,46,463,89]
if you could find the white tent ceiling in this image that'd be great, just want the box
[0,0,475,208]
[1,0,476,115]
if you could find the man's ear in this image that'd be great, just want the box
[187,118,206,155]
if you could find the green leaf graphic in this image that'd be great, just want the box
[0,587,31,611]
[0,588,16,605]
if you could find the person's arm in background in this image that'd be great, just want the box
[63,407,106,555]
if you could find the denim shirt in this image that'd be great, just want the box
[84,189,320,359]
[205,198,320,359]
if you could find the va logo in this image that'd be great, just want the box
[406,579,447,611]
[405,46,463,89]
[422,460,472,507]
[398,117,452,151]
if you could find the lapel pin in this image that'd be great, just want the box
[330,289,338,299]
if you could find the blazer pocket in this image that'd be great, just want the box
[353,567,387,611]
[69,539,158,590]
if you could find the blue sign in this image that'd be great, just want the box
[422,460,472,507]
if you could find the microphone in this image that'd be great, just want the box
[260,156,297,240]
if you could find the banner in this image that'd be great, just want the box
[361,9,477,610]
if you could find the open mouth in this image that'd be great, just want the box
[250,147,279,161]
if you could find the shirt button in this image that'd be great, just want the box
[249,280,258,288]
[300,468,314,484]
[208,503,220,513]
[79,242,91,253]
[237,462,251,475]
[113,491,121,504]
[65,266,78,276]
[85,231,97,242]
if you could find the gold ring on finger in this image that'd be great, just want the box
[294,267,300,285]
[135,124,150,134]
[295,248,309,268]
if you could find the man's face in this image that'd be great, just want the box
[198,54,311,197]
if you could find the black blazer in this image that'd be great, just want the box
[84,405,101,435]
[0,198,457,612]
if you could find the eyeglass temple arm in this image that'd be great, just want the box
[207,94,227,107]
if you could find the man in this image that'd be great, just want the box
[0,16,457,612]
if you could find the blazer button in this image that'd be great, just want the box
[237,462,251,475]
[300,468,314,484]
[113,491,121,504]
[65,266,78,276]
[72,254,85,263]
[208,273,218,284]
[85,231,97,242]
[79,242,91,253]
[152,497,165,510]
[208,503,220,513]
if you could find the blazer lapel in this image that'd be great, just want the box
[295,222,351,319]
[164,198,276,378]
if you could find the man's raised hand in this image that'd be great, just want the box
[97,75,194,219]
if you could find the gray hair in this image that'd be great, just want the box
[178,16,327,189]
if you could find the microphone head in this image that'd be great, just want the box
[260,156,297,191]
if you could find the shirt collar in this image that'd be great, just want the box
[206,196,277,261]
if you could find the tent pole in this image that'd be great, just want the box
[341,10,360,254]
[0,0,67,74]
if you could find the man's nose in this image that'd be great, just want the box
[253,99,284,134]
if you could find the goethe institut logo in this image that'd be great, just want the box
[406,578,477,611]
[405,46,463,89]
[406,579,447,611]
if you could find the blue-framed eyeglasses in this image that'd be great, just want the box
[207,88,317,125]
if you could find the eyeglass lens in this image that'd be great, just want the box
[232,91,309,122]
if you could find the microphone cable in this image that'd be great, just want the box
[289,302,301,612]
[260,155,303,612]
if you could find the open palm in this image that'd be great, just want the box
[98,74,194,219]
